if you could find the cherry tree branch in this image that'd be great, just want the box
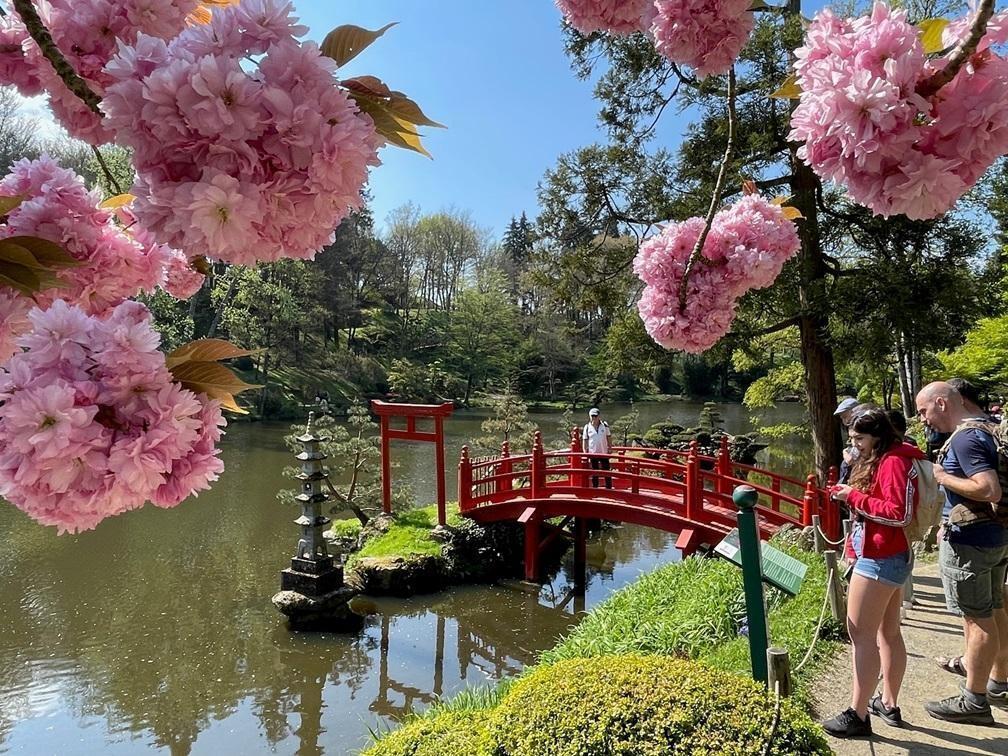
[917,0,995,98]
[90,146,124,195]
[677,66,736,311]
[12,0,102,115]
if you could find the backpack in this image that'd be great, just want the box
[936,419,1008,529]
[904,457,943,543]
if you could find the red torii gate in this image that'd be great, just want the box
[370,400,454,526]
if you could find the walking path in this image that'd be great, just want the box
[814,562,1008,755]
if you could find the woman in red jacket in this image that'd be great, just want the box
[821,406,924,738]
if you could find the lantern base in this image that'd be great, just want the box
[280,563,344,596]
[271,585,363,632]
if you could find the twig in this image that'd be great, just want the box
[90,146,123,195]
[917,0,995,98]
[677,66,737,311]
[12,0,103,115]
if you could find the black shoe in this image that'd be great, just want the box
[869,694,903,727]
[924,694,996,725]
[822,708,873,738]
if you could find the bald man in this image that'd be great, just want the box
[916,381,1007,725]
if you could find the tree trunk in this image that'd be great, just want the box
[207,269,238,339]
[791,147,840,480]
[896,331,913,413]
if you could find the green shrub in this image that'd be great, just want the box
[363,710,493,756]
[488,656,830,756]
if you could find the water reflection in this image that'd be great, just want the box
[0,402,808,755]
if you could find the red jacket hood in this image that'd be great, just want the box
[884,441,926,461]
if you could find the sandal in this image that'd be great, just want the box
[936,655,967,676]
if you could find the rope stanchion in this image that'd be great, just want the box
[814,523,846,548]
[761,679,783,756]
[794,566,835,674]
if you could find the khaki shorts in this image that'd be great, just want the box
[939,539,1008,619]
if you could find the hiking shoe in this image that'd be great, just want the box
[987,679,1008,707]
[869,694,904,727]
[924,694,995,725]
[822,708,872,738]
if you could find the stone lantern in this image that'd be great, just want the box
[272,413,362,631]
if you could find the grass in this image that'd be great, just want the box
[329,517,363,539]
[348,503,464,566]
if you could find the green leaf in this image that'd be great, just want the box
[320,22,397,67]
[918,18,950,55]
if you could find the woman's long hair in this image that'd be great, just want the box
[848,406,901,492]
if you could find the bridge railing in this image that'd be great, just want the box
[458,432,841,540]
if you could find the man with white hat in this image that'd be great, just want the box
[582,407,612,489]
[835,397,861,484]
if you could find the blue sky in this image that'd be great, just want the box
[14,1,852,240]
[295,0,609,238]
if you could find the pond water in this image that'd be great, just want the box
[0,400,810,756]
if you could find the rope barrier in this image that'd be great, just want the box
[761,679,783,756]
[814,523,846,548]
[794,566,835,673]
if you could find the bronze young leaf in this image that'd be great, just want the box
[320,22,397,67]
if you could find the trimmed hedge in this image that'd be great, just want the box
[363,710,492,756]
[363,655,830,756]
[490,656,829,756]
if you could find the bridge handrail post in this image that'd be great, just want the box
[531,431,545,498]
[717,435,732,496]
[569,430,580,487]
[499,440,512,494]
[459,446,473,512]
[802,474,817,527]
[685,441,701,521]
[617,449,626,491]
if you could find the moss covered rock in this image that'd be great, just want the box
[488,655,829,756]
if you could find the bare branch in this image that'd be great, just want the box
[678,66,737,311]
[12,0,102,115]
[727,316,801,340]
[917,0,995,98]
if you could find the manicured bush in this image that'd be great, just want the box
[361,710,492,756]
[488,655,830,756]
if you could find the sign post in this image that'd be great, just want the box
[732,484,769,686]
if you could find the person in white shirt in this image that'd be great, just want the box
[582,407,612,489]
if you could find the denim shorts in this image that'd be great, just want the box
[939,539,1008,619]
[853,550,912,587]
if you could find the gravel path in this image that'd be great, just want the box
[813,562,1008,755]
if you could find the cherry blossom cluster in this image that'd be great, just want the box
[652,1,755,78]
[0,1,200,144]
[0,156,203,361]
[101,0,381,265]
[790,3,1008,220]
[555,1,754,77]
[554,0,657,36]
[0,300,225,534]
[633,195,800,353]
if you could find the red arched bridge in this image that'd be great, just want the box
[458,432,842,581]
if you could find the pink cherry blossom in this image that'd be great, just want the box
[102,0,381,265]
[790,3,1008,220]
[555,0,657,36]
[651,1,755,78]
[0,300,226,534]
[0,1,200,144]
[633,196,800,353]
[0,157,188,337]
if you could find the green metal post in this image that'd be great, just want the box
[733,484,769,686]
